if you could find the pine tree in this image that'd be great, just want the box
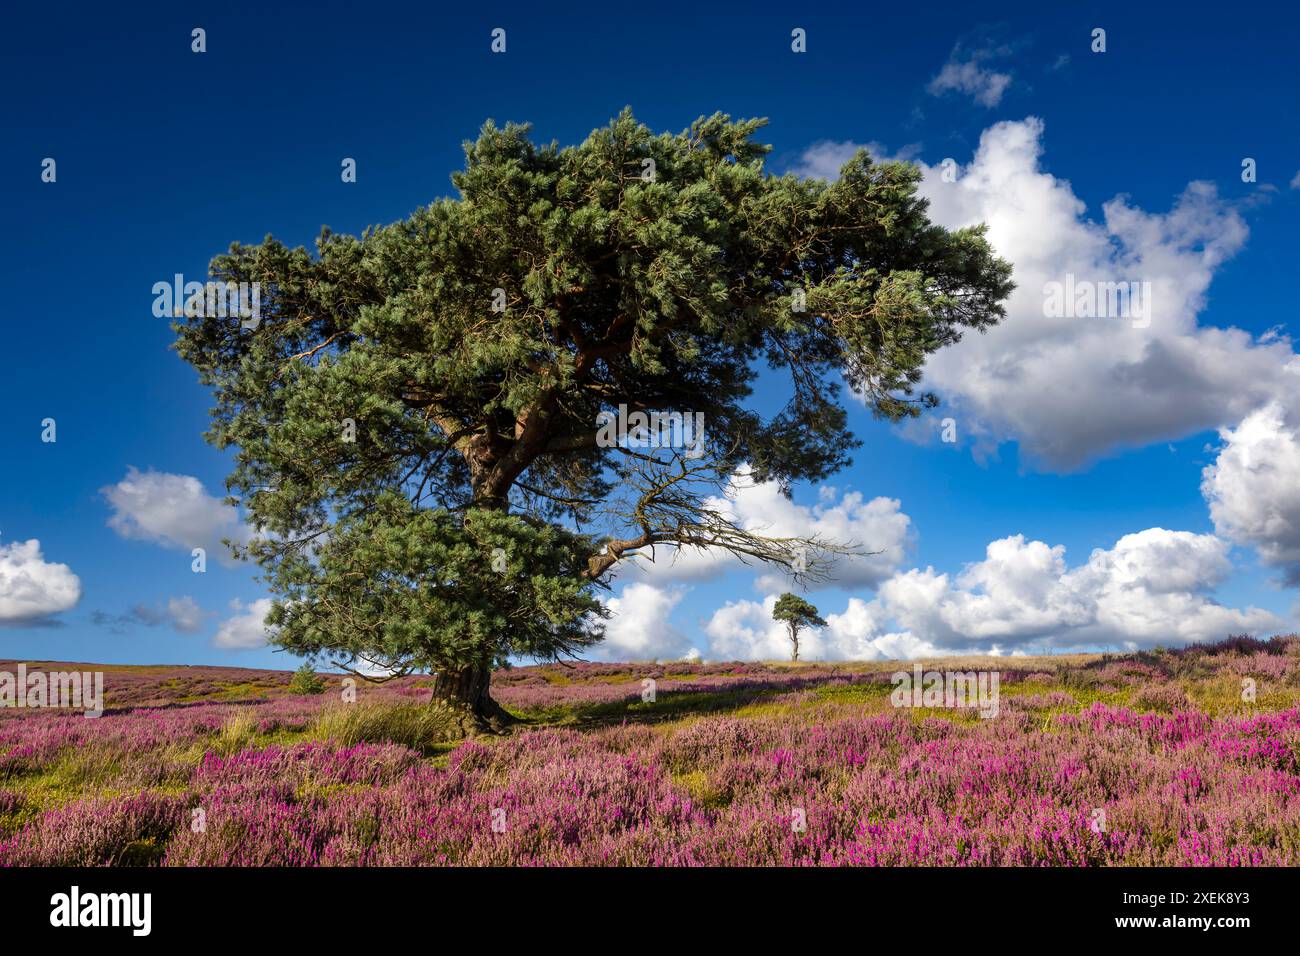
[173,110,1013,730]
[772,593,827,662]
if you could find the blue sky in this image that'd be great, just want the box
[2,1,1299,667]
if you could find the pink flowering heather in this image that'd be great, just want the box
[1,636,1299,866]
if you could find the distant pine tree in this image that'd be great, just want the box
[773,593,826,662]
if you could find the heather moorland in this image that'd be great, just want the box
[2,635,1299,866]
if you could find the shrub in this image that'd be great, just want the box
[289,663,327,696]
[1130,684,1192,714]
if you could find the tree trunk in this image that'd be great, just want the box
[430,660,517,735]
[434,488,519,735]
[789,624,800,662]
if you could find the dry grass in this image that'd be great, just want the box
[310,701,461,755]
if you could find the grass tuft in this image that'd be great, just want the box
[310,701,461,755]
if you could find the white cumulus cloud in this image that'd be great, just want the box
[164,595,209,634]
[1203,403,1300,584]
[214,598,276,650]
[0,539,81,625]
[882,528,1278,652]
[913,118,1297,470]
[796,118,1298,472]
[595,582,696,661]
[103,467,245,558]
[700,528,1281,660]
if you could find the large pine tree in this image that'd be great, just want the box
[174,110,1013,731]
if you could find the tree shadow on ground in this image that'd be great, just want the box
[507,674,897,731]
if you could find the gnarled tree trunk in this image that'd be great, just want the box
[431,660,517,735]
[428,483,524,735]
